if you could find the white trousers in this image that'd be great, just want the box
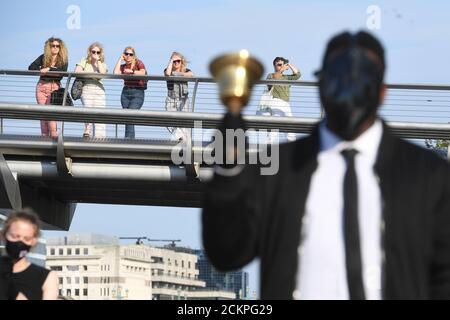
[165,96,190,141]
[256,98,296,143]
[81,84,106,138]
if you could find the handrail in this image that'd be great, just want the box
[1,70,450,141]
[0,103,449,139]
[0,69,305,86]
[1,69,450,90]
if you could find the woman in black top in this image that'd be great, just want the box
[28,37,69,139]
[0,209,58,300]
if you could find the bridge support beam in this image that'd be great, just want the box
[0,152,22,210]
[1,152,76,230]
[57,134,73,176]
[19,181,76,230]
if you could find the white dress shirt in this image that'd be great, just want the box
[295,120,383,300]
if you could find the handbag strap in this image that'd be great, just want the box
[78,58,88,71]
[264,86,274,95]
[266,74,275,94]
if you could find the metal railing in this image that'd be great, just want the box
[0,69,450,141]
[1,103,449,140]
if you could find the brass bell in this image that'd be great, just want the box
[210,50,264,114]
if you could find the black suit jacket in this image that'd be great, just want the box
[202,121,450,299]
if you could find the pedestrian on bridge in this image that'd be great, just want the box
[28,37,69,139]
[257,57,301,143]
[114,46,148,139]
[75,42,108,139]
[164,52,194,142]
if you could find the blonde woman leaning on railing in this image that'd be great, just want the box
[74,42,108,139]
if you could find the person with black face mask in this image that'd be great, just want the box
[0,209,58,300]
[202,31,450,299]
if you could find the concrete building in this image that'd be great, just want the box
[196,249,250,300]
[46,234,235,300]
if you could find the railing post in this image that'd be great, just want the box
[448,123,450,161]
[1,118,3,135]
[115,124,118,139]
[62,74,73,137]
[189,79,200,150]
[62,74,72,107]
[191,79,199,113]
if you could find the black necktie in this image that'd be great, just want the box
[341,149,366,300]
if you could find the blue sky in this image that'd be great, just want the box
[1,0,449,297]
[1,0,450,82]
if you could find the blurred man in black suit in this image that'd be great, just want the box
[202,31,450,300]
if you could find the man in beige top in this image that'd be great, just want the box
[258,57,301,143]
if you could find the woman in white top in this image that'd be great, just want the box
[75,42,108,138]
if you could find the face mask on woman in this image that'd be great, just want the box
[5,240,31,260]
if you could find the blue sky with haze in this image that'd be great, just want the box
[1,0,449,296]
[1,0,450,82]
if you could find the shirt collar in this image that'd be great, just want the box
[319,119,383,163]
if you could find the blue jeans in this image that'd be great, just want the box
[121,87,145,139]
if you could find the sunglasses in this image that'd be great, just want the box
[124,52,134,57]
[173,59,181,64]
[52,44,61,48]
[276,63,284,67]
[91,50,101,54]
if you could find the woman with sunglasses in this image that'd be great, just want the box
[75,42,108,138]
[164,52,194,141]
[113,47,147,139]
[28,37,69,139]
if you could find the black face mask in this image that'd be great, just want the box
[5,240,31,260]
[319,45,382,140]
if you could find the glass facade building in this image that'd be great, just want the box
[195,250,249,300]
